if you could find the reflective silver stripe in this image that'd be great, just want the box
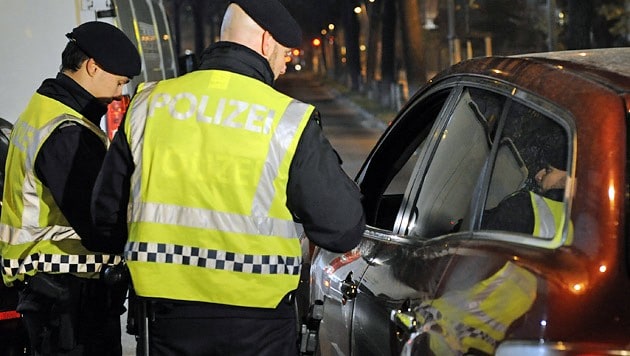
[2,253,121,277]
[20,172,40,228]
[0,224,77,245]
[126,241,301,275]
[435,263,528,339]
[413,304,501,351]
[21,116,69,227]
[532,194,556,238]
[127,82,158,207]
[126,85,310,237]
[252,100,311,216]
[18,114,108,228]
[1,108,114,279]
[462,265,510,335]
[131,201,298,238]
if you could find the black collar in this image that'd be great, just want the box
[36,73,107,126]
[197,42,275,86]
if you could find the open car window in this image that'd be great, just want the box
[478,100,570,243]
[359,80,570,246]
[358,89,451,231]
[402,88,505,238]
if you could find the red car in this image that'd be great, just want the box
[303,48,630,355]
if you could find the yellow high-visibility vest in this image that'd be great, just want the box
[530,191,573,244]
[0,93,121,286]
[124,70,314,308]
[405,262,537,355]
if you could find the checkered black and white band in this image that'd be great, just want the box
[2,253,122,277]
[125,241,301,275]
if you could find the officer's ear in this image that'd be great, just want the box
[85,58,99,77]
[261,30,274,58]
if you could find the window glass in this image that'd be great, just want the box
[360,91,450,231]
[383,141,424,196]
[406,88,504,238]
[480,101,568,239]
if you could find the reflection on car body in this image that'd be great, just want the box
[304,48,630,356]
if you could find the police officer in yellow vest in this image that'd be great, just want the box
[0,22,141,355]
[482,140,568,239]
[90,1,365,355]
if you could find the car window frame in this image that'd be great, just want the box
[468,83,577,250]
[359,75,577,251]
[357,86,452,231]
[392,85,466,236]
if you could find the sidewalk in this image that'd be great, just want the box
[317,75,398,129]
[282,71,398,130]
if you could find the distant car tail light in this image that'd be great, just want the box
[496,341,630,355]
[106,95,131,141]
[0,310,20,320]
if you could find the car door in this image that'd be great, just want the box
[396,83,573,355]
[308,84,454,356]
[311,76,573,356]
[348,82,511,355]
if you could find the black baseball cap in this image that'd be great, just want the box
[230,0,302,48]
[66,21,141,78]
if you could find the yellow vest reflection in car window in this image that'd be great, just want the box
[402,261,536,355]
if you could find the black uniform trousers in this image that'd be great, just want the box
[16,273,127,356]
[144,294,298,356]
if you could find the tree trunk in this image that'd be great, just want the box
[366,1,383,84]
[398,0,426,91]
[566,0,593,49]
[381,0,397,108]
[343,0,362,91]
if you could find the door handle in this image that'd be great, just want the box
[391,299,418,341]
[340,271,358,305]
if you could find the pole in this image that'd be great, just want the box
[140,300,150,356]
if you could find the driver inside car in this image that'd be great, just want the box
[481,138,568,238]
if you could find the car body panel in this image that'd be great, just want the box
[309,48,630,356]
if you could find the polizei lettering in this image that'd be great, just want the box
[148,93,276,134]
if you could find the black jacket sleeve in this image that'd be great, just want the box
[481,190,534,234]
[286,112,365,253]
[35,123,111,251]
[90,129,133,254]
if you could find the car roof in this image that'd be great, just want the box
[433,47,630,95]
[516,48,630,78]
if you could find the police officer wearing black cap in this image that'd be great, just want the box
[91,0,365,355]
[0,21,141,355]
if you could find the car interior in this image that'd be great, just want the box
[406,89,492,238]
[359,80,569,245]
